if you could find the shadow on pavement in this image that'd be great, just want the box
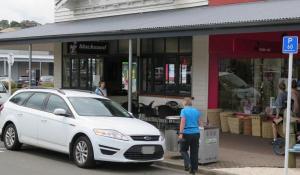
[19,145,160,172]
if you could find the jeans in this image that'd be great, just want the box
[179,133,200,172]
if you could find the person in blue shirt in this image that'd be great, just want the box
[95,81,107,97]
[178,97,203,175]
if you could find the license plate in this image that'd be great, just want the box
[141,146,155,155]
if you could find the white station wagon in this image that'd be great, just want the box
[0,89,165,168]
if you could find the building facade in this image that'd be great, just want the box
[0,50,54,82]
[52,0,300,116]
[0,0,299,119]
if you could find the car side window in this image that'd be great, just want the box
[45,95,69,114]
[25,93,48,110]
[10,92,33,106]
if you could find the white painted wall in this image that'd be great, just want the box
[54,43,62,88]
[191,35,209,110]
[55,0,208,22]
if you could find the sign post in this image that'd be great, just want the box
[7,53,14,95]
[282,36,298,175]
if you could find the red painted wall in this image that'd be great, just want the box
[209,0,258,6]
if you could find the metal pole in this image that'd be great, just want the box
[40,62,42,78]
[128,39,133,112]
[3,58,7,76]
[284,53,293,175]
[8,59,11,95]
[28,44,32,88]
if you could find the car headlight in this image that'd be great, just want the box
[93,129,130,141]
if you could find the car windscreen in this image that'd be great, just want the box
[68,97,132,118]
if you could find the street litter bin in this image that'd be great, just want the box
[198,126,219,164]
[165,116,180,152]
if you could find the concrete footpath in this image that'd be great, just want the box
[155,133,300,174]
[155,159,300,175]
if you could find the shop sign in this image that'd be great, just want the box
[68,42,109,55]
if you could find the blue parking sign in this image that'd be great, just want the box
[282,36,298,54]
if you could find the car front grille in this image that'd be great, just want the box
[130,135,160,141]
[124,145,164,161]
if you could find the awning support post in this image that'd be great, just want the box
[40,62,42,78]
[29,44,32,88]
[128,39,133,113]
[3,58,7,76]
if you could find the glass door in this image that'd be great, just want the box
[68,55,104,90]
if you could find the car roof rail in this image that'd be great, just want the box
[23,87,66,95]
[63,89,95,94]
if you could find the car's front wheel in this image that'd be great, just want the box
[73,136,95,168]
[3,123,22,150]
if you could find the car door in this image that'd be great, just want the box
[38,94,74,153]
[21,92,49,145]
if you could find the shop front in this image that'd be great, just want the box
[208,31,300,138]
[60,37,194,109]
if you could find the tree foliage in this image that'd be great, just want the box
[0,19,40,30]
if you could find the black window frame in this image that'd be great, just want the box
[44,94,73,117]
[9,92,34,106]
[139,37,192,97]
[23,92,49,111]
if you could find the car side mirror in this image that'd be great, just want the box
[128,112,135,118]
[53,108,69,117]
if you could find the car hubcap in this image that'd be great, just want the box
[75,141,88,164]
[5,127,15,147]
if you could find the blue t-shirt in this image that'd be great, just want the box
[180,106,201,134]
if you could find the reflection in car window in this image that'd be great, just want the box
[69,97,131,118]
[46,95,69,113]
[0,83,6,92]
[25,93,48,110]
[10,92,33,105]
[220,73,249,89]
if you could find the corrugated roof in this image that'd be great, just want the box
[0,0,300,44]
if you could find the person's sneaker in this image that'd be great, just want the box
[184,166,190,171]
[189,170,196,175]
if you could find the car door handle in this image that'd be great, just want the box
[17,114,23,117]
[41,119,47,123]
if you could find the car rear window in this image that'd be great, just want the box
[10,92,33,105]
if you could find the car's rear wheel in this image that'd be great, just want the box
[3,124,22,150]
[73,136,95,168]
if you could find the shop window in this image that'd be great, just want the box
[119,39,129,54]
[179,56,192,95]
[140,37,192,96]
[153,38,165,53]
[180,37,192,53]
[109,40,118,54]
[218,58,295,113]
[62,58,70,88]
[166,38,178,53]
[118,39,137,54]
[141,39,153,54]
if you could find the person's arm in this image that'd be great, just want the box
[179,117,186,139]
[199,116,203,127]
[95,88,100,95]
